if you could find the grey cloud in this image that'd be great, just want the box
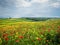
[0,0,16,8]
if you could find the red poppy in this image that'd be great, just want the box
[16,40,19,42]
[5,37,9,41]
[3,33,8,38]
[18,36,24,39]
[56,30,60,33]
[48,29,51,32]
[37,38,42,41]
[58,26,60,29]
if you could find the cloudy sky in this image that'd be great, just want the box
[0,0,60,18]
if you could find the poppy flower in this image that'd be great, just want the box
[36,37,42,41]
[56,30,60,33]
[58,26,60,29]
[16,40,19,42]
[5,37,9,41]
[3,33,8,38]
[48,29,51,32]
[18,36,24,39]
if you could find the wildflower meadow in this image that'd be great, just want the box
[0,18,60,45]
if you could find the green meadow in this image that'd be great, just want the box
[0,18,60,45]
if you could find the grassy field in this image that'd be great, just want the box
[0,18,60,45]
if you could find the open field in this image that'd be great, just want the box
[0,18,60,45]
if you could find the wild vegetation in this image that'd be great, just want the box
[0,18,60,45]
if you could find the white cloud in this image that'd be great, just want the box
[15,0,49,8]
[31,0,48,3]
[16,0,32,7]
[22,1,32,7]
[50,2,60,8]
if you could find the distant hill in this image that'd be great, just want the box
[0,17,60,22]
